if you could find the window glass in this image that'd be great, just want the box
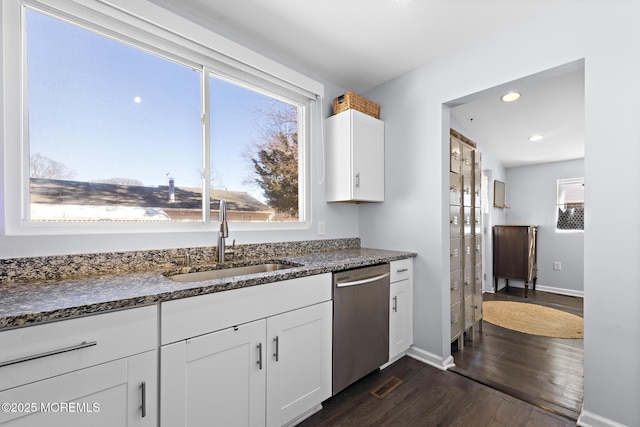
[23,6,307,226]
[556,178,584,230]
[209,74,301,222]
[26,8,203,222]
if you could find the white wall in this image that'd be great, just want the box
[506,159,584,296]
[362,2,640,425]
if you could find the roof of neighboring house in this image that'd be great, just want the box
[29,178,272,213]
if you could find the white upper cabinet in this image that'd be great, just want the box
[326,109,384,202]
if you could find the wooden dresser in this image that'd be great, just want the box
[492,225,538,298]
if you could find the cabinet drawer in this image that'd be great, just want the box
[464,295,474,326]
[474,151,482,180]
[449,206,461,238]
[461,145,473,178]
[474,235,483,263]
[463,207,472,236]
[462,176,472,207]
[463,237,473,268]
[473,294,483,321]
[473,208,481,234]
[391,258,412,283]
[450,238,461,272]
[475,262,483,291]
[161,274,332,345]
[449,172,461,205]
[473,180,482,207]
[450,301,462,340]
[463,266,473,294]
[450,136,461,173]
[0,305,157,391]
[450,270,462,305]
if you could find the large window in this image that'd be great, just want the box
[19,3,309,228]
[556,178,584,231]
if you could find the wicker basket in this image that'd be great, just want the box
[333,92,380,119]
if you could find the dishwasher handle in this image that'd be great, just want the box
[335,272,390,288]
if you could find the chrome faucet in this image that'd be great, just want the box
[218,199,229,264]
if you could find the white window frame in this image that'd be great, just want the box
[1,0,322,236]
[556,177,584,232]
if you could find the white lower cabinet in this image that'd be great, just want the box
[161,319,267,427]
[0,350,156,427]
[162,301,332,427]
[160,274,333,427]
[388,259,414,362]
[266,302,332,426]
[0,306,158,426]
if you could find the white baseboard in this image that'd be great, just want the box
[405,345,455,371]
[535,284,584,298]
[577,409,629,427]
[487,282,584,298]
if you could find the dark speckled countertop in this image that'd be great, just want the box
[0,247,415,330]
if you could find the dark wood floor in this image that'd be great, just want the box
[300,288,582,427]
[452,287,584,421]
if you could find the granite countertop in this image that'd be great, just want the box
[0,248,415,330]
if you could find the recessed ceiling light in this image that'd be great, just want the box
[501,92,521,102]
[528,134,544,142]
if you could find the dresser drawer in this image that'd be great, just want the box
[391,258,413,283]
[0,305,157,391]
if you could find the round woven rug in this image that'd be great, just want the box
[483,301,584,339]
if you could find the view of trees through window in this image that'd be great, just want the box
[25,7,301,224]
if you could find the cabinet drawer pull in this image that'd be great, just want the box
[396,268,409,273]
[257,343,263,370]
[140,381,147,418]
[273,336,279,362]
[0,340,97,368]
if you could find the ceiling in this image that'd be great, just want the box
[150,0,585,168]
[450,66,584,168]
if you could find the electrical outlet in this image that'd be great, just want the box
[553,261,562,271]
[318,221,326,236]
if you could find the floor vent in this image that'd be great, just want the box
[370,376,403,399]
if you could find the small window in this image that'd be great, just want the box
[556,178,584,230]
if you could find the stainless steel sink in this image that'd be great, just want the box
[166,263,296,283]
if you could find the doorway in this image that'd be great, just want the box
[445,61,585,420]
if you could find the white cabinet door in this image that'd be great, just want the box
[266,301,332,427]
[161,319,266,427]
[389,279,412,360]
[389,259,413,362]
[351,110,384,202]
[0,350,156,427]
[326,109,384,202]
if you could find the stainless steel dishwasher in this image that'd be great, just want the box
[332,263,390,396]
